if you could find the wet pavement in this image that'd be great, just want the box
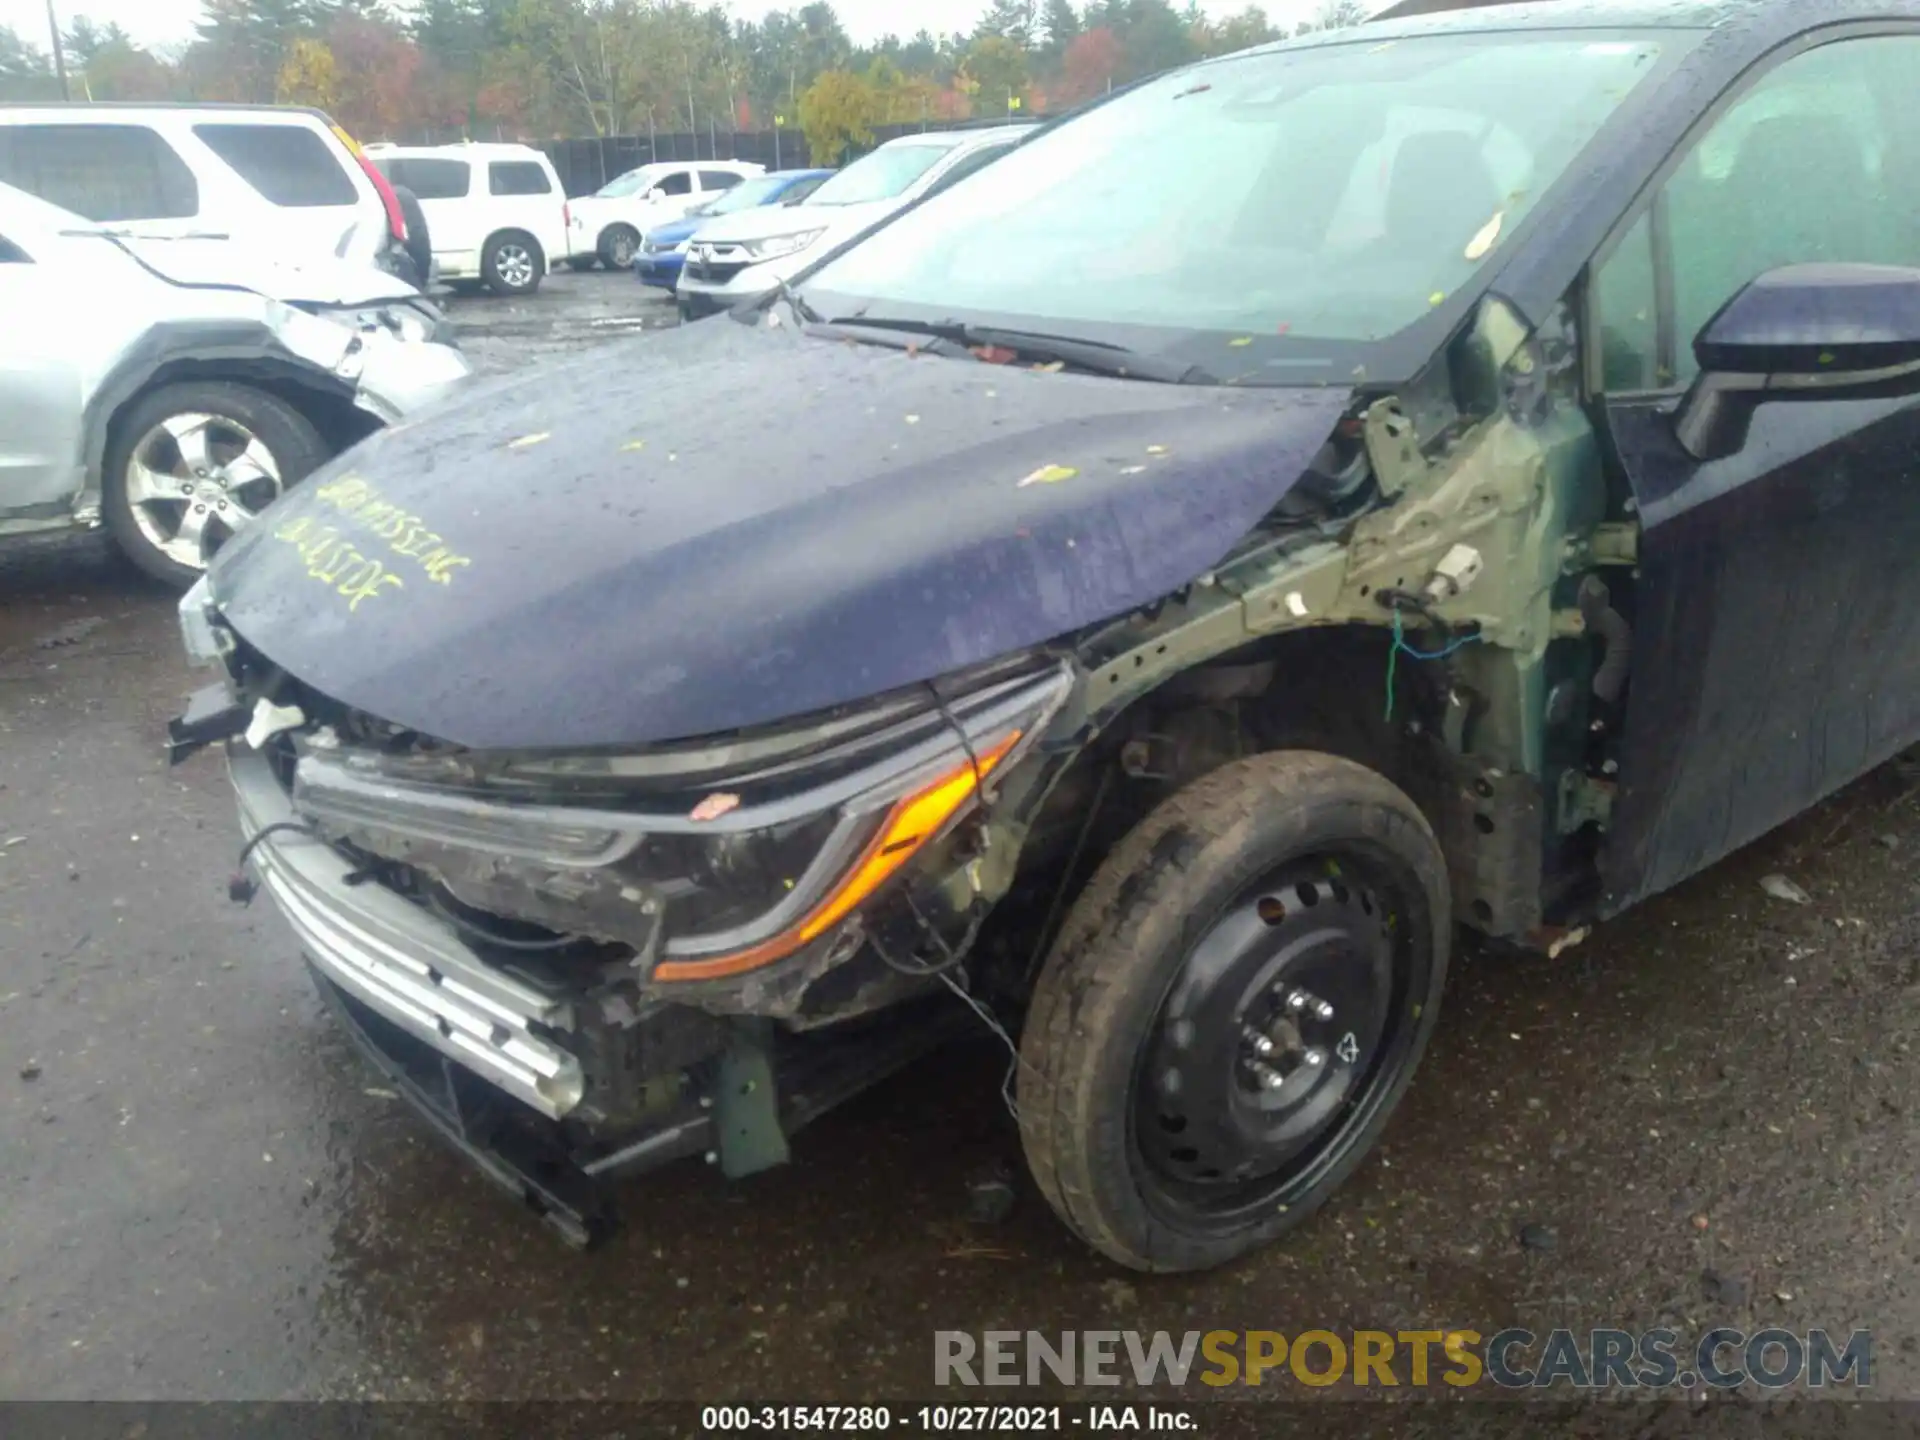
[3,271,1919,1412]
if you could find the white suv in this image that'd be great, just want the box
[565,160,764,270]
[367,142,569,296]
[0,103,422,283]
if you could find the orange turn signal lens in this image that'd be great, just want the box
[651,731,1021,983]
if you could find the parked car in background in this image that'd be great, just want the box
[367,142,567,296]
[0,102,428,286]
[0,182,467,586]
[567,160,766,271]
[674,127,1028,319]
[634,168,833,290]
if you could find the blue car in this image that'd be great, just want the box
[634,168,833,289]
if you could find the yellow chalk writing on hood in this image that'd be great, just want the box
[310,475,472,587]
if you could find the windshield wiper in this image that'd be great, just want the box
[820,314,1215,385]
[773,276,824,326]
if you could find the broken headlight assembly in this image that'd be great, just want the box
[321,299,450,346]
[288,664,1071,983]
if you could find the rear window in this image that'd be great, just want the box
[489,161,553,196]
[193,123,358,207]
[0,124,198,222]
[376,157,471,200]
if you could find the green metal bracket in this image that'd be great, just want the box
[714,1018,789,1179]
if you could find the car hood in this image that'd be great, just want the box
[648,213,711,245]
[118,237,421,307]
[693,199,895,245]
[208,316,1350,751]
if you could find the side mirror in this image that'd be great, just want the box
[1675,263,1920,461]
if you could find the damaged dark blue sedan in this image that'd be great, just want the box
[172,0,1920,1270]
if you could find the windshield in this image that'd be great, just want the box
[804,34,1673,359]
[596,166,662,199]
[805,144,955,206]
[704,173,791,216]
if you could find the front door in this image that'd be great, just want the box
[1591,31,1920,910]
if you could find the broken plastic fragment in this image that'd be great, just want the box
[244,699,305,750]
[1018,464,1079,488]
[1285,591,1309,618]
[507,433,550,450]
[1464,211,1504,261]
[1760,873,1811,905]
[689,792,742,823]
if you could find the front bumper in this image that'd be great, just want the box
[675,248,796,312]
[635,253,684,288]
[231,744,585,1118]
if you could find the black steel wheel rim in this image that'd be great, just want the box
[1129,853,1420,1228]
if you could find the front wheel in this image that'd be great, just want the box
[102,382,330,588]
[1018,751,1450,1273]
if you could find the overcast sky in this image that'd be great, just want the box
[6,0,1346,57]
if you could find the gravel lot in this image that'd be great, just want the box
[2,271,1917,1420]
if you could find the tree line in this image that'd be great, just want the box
[0,0,1372,164]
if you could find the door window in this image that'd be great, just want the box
[0,125,198,222]
[1594,35,1920,389]
[376,158,471,200]
[193,124,358,207]
[489,161,554,196]
[652,170,694,197]
[698,170,745,192]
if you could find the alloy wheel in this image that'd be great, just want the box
[494,242,535,289]
[122,412,284,571]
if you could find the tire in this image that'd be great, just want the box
[597,224,639,270]
[103,381,330,589]
[481,231,542,296]
[392,185,433,284]
[1018,751,1450,1273]
[565,256,599,272]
